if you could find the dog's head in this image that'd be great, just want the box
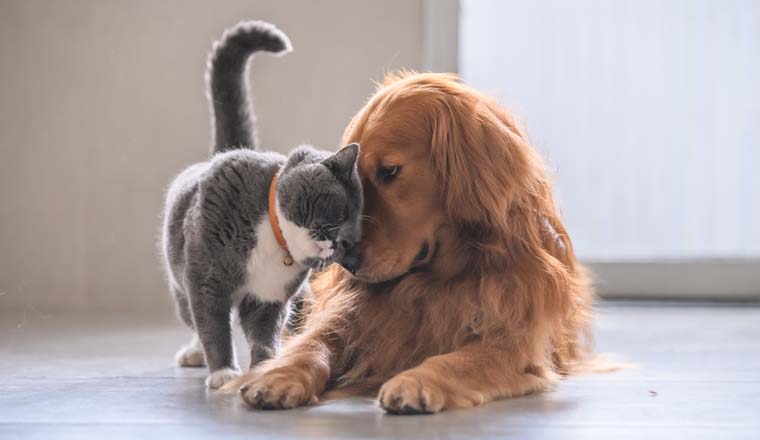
[339,72,550,283]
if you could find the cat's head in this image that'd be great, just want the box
[275,143,363,269]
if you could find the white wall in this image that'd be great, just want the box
[461,0,760,260]
[0,0,423,313]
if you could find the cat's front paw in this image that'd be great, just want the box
[206,368,240,390]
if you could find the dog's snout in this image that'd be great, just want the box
[339,247,362,274]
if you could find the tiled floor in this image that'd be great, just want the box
[1,302,758,439]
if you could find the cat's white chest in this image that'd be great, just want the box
[239,217,305,303]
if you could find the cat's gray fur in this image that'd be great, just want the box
[161,20,363,389]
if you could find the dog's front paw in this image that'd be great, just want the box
[378,373,445,415]
[240,369,317,410]
[378,372,447,415]
[206,368,240,390]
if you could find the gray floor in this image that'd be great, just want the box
[1,303,759,440]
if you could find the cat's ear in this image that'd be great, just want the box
[323,143,360,181]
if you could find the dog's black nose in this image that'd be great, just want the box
[339,248,362,274]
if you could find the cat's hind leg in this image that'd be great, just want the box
[175,334,206,368]
[172,287,206,368]
[238,295,289,369]
[187,280,239,389]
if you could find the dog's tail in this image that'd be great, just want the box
[206,20,292,155]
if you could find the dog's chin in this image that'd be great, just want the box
[351,261,420,285]
[353,241,440,285]
[352,272,404,285]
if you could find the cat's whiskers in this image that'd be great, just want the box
[322,223,340,232]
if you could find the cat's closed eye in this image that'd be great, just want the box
[312,223,335,241]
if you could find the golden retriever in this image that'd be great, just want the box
[229,72,593,414]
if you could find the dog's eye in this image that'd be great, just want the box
[377,165,401,184]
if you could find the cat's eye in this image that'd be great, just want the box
[377,165,401,184]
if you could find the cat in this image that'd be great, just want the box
[161,20,363,389]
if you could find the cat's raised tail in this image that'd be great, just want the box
[206,20,292,155]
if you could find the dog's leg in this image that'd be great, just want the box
[235,328,334,409]
[378,344,556,414]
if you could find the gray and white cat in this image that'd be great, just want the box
[161,21,363,389]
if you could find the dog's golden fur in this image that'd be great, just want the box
[230,72,593,413]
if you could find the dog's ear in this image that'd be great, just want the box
[430,92,538,228]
